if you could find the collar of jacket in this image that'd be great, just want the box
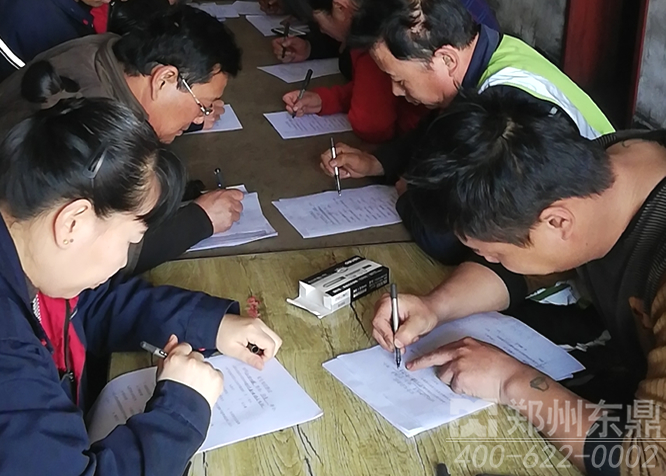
[94,34,149,122]
[462,24,502,89]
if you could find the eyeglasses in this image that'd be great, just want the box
[180,76,214,117]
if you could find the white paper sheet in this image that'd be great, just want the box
[193,3,240,19]
[245,14,289,36]
[323,312,585,437]
[272,185,401,238]
[232,1,265,15]
[189,188,277,250]
[257,59,340,83]
[263,111,352,139]
[186,105,243,134]
[87,355,323,452]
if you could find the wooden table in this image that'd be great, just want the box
[111,244,582,476]
[170,15,411,260]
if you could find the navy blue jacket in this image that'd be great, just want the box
[0,214,240,475]
[0,0,95,81]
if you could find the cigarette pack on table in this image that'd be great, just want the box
[287,256,389,318]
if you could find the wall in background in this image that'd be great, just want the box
[635,0,666,127]
[486,0,567,62]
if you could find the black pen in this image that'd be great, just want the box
[390,283,401,368]
[330,137,341,196]
[141,339,264,359]
[214,167,224,189]
[281,22,290,59]
[292,68,313,118]
[140,341,168,359]
[247,343,263,355]
[436,464,450,476]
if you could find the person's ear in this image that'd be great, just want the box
[432,46,460,77]
[333,0,351,17]
[539,205,575,241]
[149,65,180,101]
[53,199,94,249]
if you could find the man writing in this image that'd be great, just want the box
[373,89,666,475]
[0,5,244,274]
[319,0,613,264]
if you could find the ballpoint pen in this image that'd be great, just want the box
[140,341,168,359]
[390,283,401,368]
[214,167,224,188]
[436,464,450,476]
[330,137,341,196]
[292,68,313,118]
[141,340,263,358]
[281,22,290,59]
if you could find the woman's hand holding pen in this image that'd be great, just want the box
[282,90,322,117]
[216,315,283,370]
[157,335,225,408]
[272,37,311,63]
[320,142,384,179]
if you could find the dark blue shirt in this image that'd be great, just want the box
[0,0,95,81]
[461,25,502,88]
[0,212,239,475]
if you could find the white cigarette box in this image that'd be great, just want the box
[287,256,389,318]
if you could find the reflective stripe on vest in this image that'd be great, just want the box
[479,67,602,139]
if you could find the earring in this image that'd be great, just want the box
[63,239,73,245]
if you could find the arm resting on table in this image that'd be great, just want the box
[78,274,239,355]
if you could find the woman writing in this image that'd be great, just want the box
[0,98,282,475]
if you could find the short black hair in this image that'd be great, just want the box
[113,4,242,86]
[0,98,185,227]
[107,0,173,36]
[307,0,334,14]
[405,89,614,246]
[349,0,479,61]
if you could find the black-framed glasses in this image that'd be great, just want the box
[180,76,214,117]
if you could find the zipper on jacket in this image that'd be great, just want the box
[63,300,75,394]
[31,297,41,323]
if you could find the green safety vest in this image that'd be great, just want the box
[478,34,615,139]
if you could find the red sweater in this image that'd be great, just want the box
[91,4,109,33]
[312,49,427,144]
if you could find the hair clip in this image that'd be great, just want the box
[84,141,107,180]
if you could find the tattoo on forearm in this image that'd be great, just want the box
[530,376,550,392]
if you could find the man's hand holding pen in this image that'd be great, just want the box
[194,189,244,234]
[320,142,384,179]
